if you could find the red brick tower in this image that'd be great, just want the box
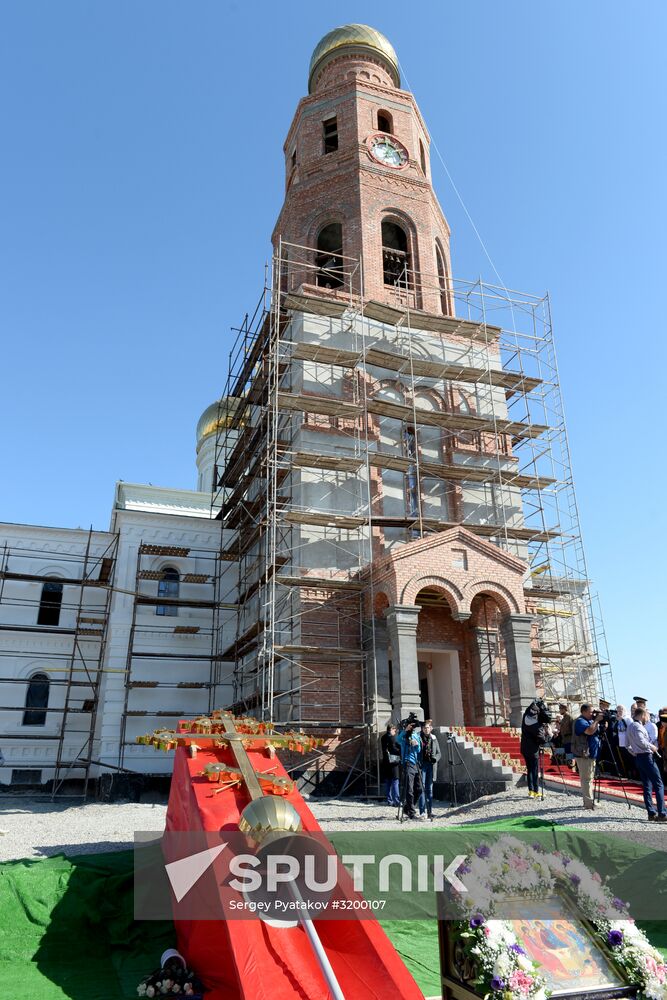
[273,24,453,314]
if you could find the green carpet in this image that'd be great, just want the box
[0,819,665,1000]
[0,851,172,999]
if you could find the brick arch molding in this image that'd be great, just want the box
[400,574,463,615]
[463,579,521,617]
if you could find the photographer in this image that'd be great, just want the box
[572,703,601,810]
[396,715,422,820]
[418,719,441,819]
[520,699,552,799]
[627,708,666,821]
[596,700,617,774]
[380,722,401,807]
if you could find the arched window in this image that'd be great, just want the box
[419,139,427,175]
[435,242,450,315]
[37,580,63,626]
[455,389,477,446]
[375,383,405,405]
[377,110,393,134]
[156,567,180,617]
[456,389,473,414]
[415,391,443,463]
[23,672,49,726]
[315,223,344,289]
[381,220,411,287]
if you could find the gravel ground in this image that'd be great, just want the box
[314,787,667,843]
[0,794,168,862]
[1,785,665,862]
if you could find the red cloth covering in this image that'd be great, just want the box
[166,743,424,999]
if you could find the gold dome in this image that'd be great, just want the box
[196,398,239,446]
[308,24,400,93]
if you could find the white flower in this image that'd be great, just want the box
[486,920,516,947]
[533,989,547,1000]
[518,955,534,973]
[493,955,511,978]
[612,919,639,939]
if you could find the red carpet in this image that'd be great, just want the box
[166,743,424,1000]
[461,726,646,805]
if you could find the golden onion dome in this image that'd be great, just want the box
[196,398,239,446]
[308,24,400,93]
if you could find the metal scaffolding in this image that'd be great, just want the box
[117,538,230,771]
[211,238,613,762]
[0,529,118,796]
[0,242,612,797]
[209,244,374,788]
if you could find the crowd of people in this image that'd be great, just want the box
[380,716,441,820]
[377,696,667,823]
[521,696,667,820]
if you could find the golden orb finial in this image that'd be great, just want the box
[238,797,303,845]
[308,24,400,93]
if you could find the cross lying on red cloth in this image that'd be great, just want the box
[140,711,424,1000]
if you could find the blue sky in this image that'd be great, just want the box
[1,2,665,701]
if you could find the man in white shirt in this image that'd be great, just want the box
[615,704,635,779]
[627,708,666,821]
[646,715,659,744]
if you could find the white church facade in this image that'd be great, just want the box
[0,415,233,790]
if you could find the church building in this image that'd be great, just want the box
[0,25,611,792]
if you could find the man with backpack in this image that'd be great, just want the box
[572,703,601,810]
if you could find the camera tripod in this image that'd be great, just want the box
[593,727,632,810]
[541,743,574,797]
[445,732,477,806]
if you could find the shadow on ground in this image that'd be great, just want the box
[0,850,173,999]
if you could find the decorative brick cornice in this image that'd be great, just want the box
[283,81,431,155]
[366,525,527,579]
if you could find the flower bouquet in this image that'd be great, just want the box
[136,949,206,998]
[447,836,667,1000]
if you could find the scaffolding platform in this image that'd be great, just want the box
[208,238,614,791]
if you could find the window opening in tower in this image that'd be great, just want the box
[315,223,344,289]
[381,220,411,287]
[322,117,338,154]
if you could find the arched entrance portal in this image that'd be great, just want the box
[468,592,512,726]
[414,586,465,727]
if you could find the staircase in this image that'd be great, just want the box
[436,727,516,802]
[460,725,645,805]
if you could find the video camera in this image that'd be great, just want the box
[399,711,421,733]
[534,698,553,725]
[591,707,616,730]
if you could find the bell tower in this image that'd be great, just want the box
[272,24,453,315]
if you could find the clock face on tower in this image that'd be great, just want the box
[367,133,409,169]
